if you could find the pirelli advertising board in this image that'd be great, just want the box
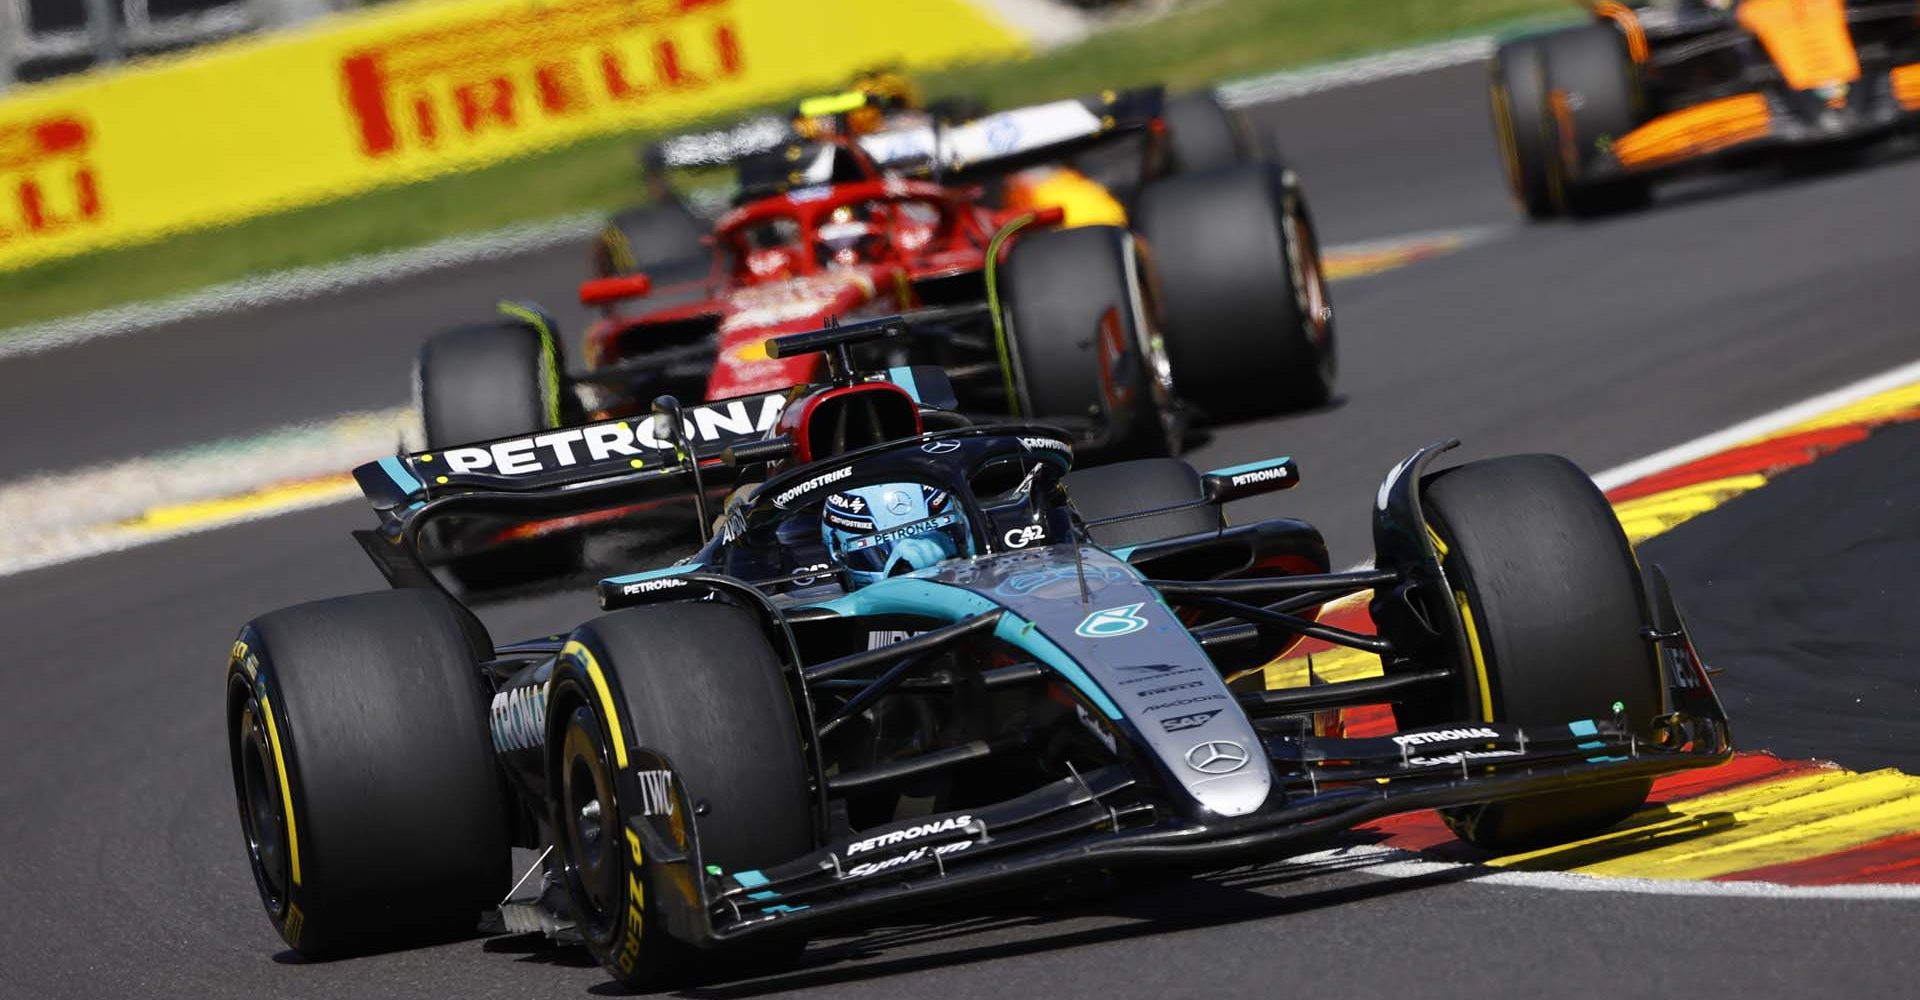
[0,0,1025,270]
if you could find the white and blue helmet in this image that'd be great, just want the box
[821,482,974,588]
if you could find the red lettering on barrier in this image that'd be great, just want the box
[341,55,397,159]
[0,113,104,245]
[535,63,589,116]
[414,96,439,147]
[716,23,741,75]
[455,77,516,134]
[603,50,647,101]
[655,38,696,88]
[337,0,743,161]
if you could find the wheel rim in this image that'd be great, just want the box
[558,704,624,938]
[1284,203,1332,350]
[236,703,289,915]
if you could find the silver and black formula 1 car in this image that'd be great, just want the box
[225,317,1730,989]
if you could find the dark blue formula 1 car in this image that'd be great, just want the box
[224,317,1730,989]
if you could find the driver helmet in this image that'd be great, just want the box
[816,203,886,267]
[821,482,974,588]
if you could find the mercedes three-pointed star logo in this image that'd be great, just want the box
[1184,740,1250,775]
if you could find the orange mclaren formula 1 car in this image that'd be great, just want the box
[1491,0,1920,216]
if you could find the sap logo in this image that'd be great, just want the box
[846,815,977,855]
[1160,710,1221,733]
[1391,727,1500,747]
[1003,524,1047,549]
[774,466,854,508]
[439,396,785,475]
[490,682,549,753]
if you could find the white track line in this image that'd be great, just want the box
[1589,355,1920,490]
[0,214,601,362]
[0,407,416,577]
[1216,35,1496,108]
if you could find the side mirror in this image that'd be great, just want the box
[1202,457,1299,503]
[579,273,653,307]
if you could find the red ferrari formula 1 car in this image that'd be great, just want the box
[414,87,1333,587]
[1492,0,1920,216]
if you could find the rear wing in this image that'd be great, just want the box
[870,87,1167,179]
[354,390,790,513]
[649,87,1168,196]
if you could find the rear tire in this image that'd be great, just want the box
[1164,90,1248,174]
[1489,35,1558,219]
[1065,458,1220,549]
[225,590,508,957]
[548,603,813,989]
[1410,455,1662,850]
[1137,163,1334,419]
[1001,225,1177,460]
[416,321,583,588]
[1540,24,1652,217]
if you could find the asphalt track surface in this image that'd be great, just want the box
[2,61,1918,999]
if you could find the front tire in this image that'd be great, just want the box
[1410,455,1662,850]
[1540,24,1652,217]
[225,590,508,957]
[547,603,813,989]
[1137,162,1334,419]
[1489,35,1558,219]
[1001,225,1178,460]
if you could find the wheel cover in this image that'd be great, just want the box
[237,704,290,915]
[558,705,625,940]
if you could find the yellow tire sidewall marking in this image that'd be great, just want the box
[564,640,629,769]
[257,692,303,887]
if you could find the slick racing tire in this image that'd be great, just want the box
[1137,162,1334,419]
[1489,34,1558,219]
[592,202,708,278]
[224,590,508,957]
[1163,90,1250,175]
[416,319,583,589]
[548,603,813,989]
[1001,224,1178,460]
[1064,458,1220,549]
[1411,455,1662,850]
[1540,24,1652,217]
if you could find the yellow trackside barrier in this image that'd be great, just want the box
[0,0,1025,271]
